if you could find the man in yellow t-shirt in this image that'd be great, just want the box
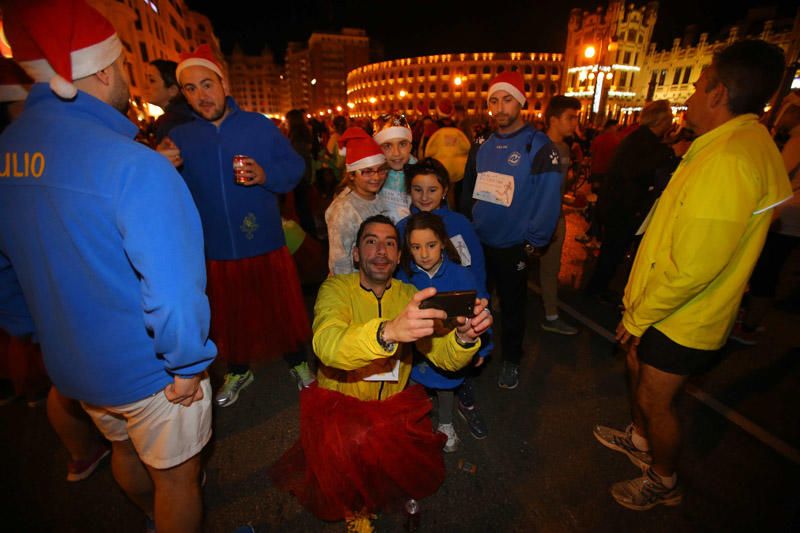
[593,40,791,511]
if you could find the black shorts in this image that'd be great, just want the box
[637,327,719,376]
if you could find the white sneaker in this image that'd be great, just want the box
[437,423,460,453]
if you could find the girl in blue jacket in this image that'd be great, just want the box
[396,212,492,452]
[397,158,491,441]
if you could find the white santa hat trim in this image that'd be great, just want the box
[176,58,223,81]
[373,126,413,145]
[487,81,526,106]
[347,153,386,173]
[16,33,122,99]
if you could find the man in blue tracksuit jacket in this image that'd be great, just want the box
[161,46,310,408]
[462,72,562,390]
[1,2,215,529]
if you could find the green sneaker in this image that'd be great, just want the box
[289,361,315,390]
[611,467,683,510]
[214,370,254,407]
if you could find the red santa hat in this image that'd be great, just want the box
[487,72,527,106]
[437,98,454,118]
[339,127,386,172]
[5,0,123,100]
[373,112,412,145]
[176,45,224,82]
[0,57,33,103]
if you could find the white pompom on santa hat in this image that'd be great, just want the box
[0,57,32,103]
[5,0,123,100]
[487,71,527,106]
[339,127,386,172]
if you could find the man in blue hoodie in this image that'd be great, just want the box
[0,2,216,531]
[463,72,562,390]
[160,46,312,407]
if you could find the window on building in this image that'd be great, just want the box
[658,69,667,86]
[534,101,542,111]
[429,101,436,110]
[443,67,449,75]
[126,62,136,87]
[496,65,504,73]
[535,83,543,93]
[627,29,636,42]
[468,100,475,109]
[134,8,142,30]
[482,65,490,74]
[672,67,682,85]
[441,84,449,93]
[620,71,628,86]
[418,84,424,93]
[634,52,639,64]
[139,42,149,62]
[630,73,635,87]
[524,83,531,92]
[174,41,182,54]
[550,83,558,94]
[525,65,532,74]
[468,83,476,92]
[481,82,489,92]
[682,67,692,84]
[469,65,477,74]
[429,84,435,92]
[185,27,192,40]
[623,51,631,64]
[430,67,437,75]
[407,101,413,110]
[538,66,545,75]
[551,66,559,76]
[510,65,518,72]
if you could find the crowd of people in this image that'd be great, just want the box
[1,1,798,532]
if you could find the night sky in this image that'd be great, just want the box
[184,0,798,62]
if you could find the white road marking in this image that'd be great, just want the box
[527,280,800,465]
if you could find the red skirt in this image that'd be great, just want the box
[206,247,311,365]
[269,384,446,521]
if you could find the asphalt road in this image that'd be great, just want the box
[2,209,799,532]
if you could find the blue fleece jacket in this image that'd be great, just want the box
[471,125,562,248]
[397,205,487,291]
[0,84,216,406]
[396,256,492,389]
[170,97,304,260]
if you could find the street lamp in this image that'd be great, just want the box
[453,76,463,86]
[399,89,407,98]
[584,45,596,59]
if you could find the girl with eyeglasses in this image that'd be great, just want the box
[325,127,391,275]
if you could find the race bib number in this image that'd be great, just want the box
[450,234,472,267]
[473,171,515,207]
[381,189,411,222]
[362,358,400,382]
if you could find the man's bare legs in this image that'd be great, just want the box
[146,455,203,533]
[47,386,105,462]
[110,439,154,518]
[635,362,688,477]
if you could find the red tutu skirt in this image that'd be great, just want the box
[206,247,311,365]
[269,384,446,521]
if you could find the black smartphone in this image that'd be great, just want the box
[419,290,477,317]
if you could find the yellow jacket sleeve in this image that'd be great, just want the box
[416,331,480,372]
[312,277,397,371]
[623,155,754,336]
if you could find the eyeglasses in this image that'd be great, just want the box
[358,167,389,178]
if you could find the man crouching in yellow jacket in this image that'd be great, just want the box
[270,214,492,531]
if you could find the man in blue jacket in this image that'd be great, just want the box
[160,46,312,407]
[463,72,562,390]
[1,2,216,531]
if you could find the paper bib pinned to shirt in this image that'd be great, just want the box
[473,171,515,207]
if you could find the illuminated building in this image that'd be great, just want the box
[285,28,370,114]
[346,52,564,119]
[86,0,224,120]
[636,8,800,112]
[563,1,658,124]
[227,45,283,116]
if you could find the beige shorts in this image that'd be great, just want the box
[82,377,212,470]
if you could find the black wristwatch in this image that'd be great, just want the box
[376,321,396,352]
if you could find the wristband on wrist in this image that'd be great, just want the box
[455,330,476,347]
[376,321,396,352]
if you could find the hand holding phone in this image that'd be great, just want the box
[418,290,477,318]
